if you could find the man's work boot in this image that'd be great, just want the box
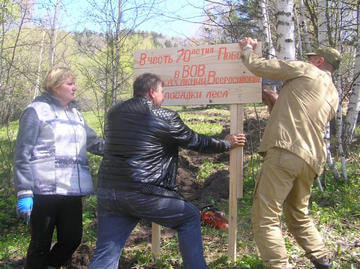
[312,259,332,269]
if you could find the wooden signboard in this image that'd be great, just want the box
[133,43,262,262]
[134,43,261,105]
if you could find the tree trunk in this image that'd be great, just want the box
[343,32,360,150]
[259,0,275,59]
[297,0,312,53]
[294,8,303,58]
[336,70,348,180]
[275,0,295,60]
[34,30,46,99]
[112,0,122,105]
[49,0,60,68]
[334,3,347,180]
[318,0,327,45]
[317,0,340,180]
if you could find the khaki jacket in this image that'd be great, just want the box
[241,50,338,175]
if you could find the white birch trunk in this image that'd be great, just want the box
[275,0,295,60]
[294,9,303,57]
[336,70,348,180]
[34,30,46,99]
[49,0,60,68]
[259,0,275,59]
[317,0,340,179]
[318,0,327,45]
[112,0,122,105]
[343,39,360,148]
[335,3,347,180]
[324,126,340,179]
[298,0,312,53]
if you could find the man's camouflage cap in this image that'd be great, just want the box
[306,47,341,70]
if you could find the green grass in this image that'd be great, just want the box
[0,227,29,260]
[0,121,18,141]
[185,121,223,136]
[178,112,230,122]
[196,160,226,184]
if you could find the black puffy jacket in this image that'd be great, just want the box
[98,97,230,192]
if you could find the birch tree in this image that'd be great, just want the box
[111,0,122,105]
[343,5,360,151]
[258,0,275,58]
[48,0,60,68]
[334,1,349,180]
[297,0,311,53]
[336,69,348,180]
[275,0,295,60]
[344,48,360,150]
[315,0,340,180]
[34,30,46,99]
[317,0,327,45]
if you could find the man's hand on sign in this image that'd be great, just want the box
[225,133,246,149]
[239,37,258,51]
[262,88,278,113]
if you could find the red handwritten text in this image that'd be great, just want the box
[164,91,202,100]
[217,47,242,61]
[139,53,173,66]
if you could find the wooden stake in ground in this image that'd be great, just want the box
[228,104,244,260]
[152,223,161,257]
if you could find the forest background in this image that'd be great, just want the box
[0,0,359,268]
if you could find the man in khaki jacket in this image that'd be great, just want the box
[239,37,340,269]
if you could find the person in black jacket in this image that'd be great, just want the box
[89,73,246,269]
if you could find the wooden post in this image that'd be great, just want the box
[236,107,244,199]
[152,222,161,257]
[228,104,244,261]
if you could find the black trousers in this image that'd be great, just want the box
[25,195,83,269]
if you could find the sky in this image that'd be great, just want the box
[129,0,206,38]
[35,0,206,38]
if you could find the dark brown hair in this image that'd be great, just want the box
[133,73,162,97]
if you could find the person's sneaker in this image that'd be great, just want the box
[200,205,228,230]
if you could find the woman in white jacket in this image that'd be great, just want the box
[14,67,104,269]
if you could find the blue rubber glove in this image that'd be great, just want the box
[16,197,33,223]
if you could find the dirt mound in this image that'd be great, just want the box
[192,170,230,208]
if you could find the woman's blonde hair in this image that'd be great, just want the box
[43,67,75,93]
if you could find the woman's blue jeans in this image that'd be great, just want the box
[89,188,208,269]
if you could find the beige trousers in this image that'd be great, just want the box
[252,147,328,269]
